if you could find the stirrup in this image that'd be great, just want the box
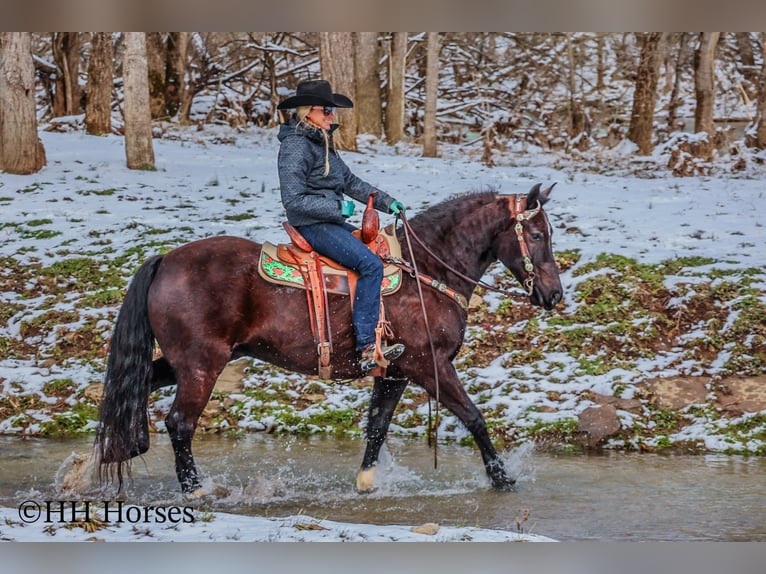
[359,343,405,371]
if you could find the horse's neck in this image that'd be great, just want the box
[407,200,502,292]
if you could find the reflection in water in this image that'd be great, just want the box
[0,434,764,541]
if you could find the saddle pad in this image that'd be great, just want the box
[258,242,402,296]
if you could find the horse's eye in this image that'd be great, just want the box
[530,233,543,241]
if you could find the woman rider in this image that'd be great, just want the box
[276,79,405,372]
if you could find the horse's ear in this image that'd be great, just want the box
[539,182,557,206]
[526,183,542,208]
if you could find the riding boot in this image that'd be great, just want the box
[359,343,405,371]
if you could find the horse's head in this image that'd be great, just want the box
[495,183,563,310]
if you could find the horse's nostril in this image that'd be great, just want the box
[550,291,562,306]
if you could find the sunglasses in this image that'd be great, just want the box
[312,106,336,116]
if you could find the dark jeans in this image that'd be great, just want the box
[296,221,383,351]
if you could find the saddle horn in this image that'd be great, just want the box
[361,192,380,245]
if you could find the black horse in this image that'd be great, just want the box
[96,184,562,497]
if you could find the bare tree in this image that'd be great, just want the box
[0,32,46,174]
[319,32,357,151]
[422,32,440,157]
[751,32,766,149]
[666,33,690,133]
[354,32,382,137]
[165,32,188,119]
[694,32,720,138]
[385,32,407,144]
[123,32,155,170]
[627,33,665,154]
[85,32,113,135]
[52,32,82,117]
[146,33,167,119]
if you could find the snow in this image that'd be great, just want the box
[1,126,765,542]
[0,505,552,542]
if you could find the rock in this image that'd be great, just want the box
[577,404,621,448]
[83,383,103,403]
[214,360,248,394]
[585,392,643,413]
[715,375,766,416]
[411,523,440,535]
[641,376,709,410]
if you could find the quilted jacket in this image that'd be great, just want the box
[277,117,396,227]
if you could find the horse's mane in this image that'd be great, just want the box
[406,189,499,245]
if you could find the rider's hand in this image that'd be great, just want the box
[341,200,355,218]
[390,200,405,215]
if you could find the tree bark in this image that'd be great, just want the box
[734,32,758,86]
[52,32,82,117]
[667,33,689,132]
[165,32,187,119]
[123,32,155,170]
[354,32,382,137]
[385,32,407,144]
[319,32,357,151]
[85,32,113,135]
[146,33,167,120]
[752,32,766,149]
[422,32,440,157]
[694,32,720,138]
[627,33,665,154]
[0,33,46,174]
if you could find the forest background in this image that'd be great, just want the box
[1,32,766,175]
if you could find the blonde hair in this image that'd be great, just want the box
[296,105,331,176]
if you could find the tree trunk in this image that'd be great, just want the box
[627,33,665,154]
[734,32,758,86]
[52,32,82,117]
[752,32,766,149]
[85,32,113,135]
[165,32,187,119]
[566,34,587,138]
[0,32,46,174]
[385,32,407,144]
[123,32,155,170]
[422,32,440,157]
[667,33,689,132]
[694,32,720,138]
[146,33,167,120]
[319,32,357,151]
[354,32,382,137]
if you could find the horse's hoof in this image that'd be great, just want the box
[492,478,516,492]
[356,468,376,493]
[184,487,207,501]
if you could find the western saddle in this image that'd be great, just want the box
[257,194,402,379]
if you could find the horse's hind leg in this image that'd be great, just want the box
[164,353,228,497]
[357,377,408,492]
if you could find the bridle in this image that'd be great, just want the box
[396,194,545,300]
[507,194,544,297]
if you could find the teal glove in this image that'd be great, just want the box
[341,200,355,218]
[390,200,405,215]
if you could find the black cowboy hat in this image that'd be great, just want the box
[277,79,354,110]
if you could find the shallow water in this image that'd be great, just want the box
[1,433,764,541]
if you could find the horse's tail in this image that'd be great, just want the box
[95,254,163,488]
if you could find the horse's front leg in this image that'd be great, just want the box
[357,376,408,492]
[427,363,515,491]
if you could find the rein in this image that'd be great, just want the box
[398,209,441,469]
[394,195,543,469]
[399,194,542,298]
